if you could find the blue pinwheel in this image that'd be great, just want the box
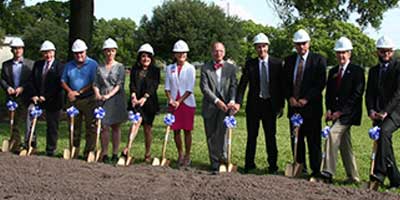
[369,126,380,141]
[290,114,303,127]
[164,113,175,126]
[30,106,43,118]
[128,110,141,124]
[94,107,106,119]
[321,126,330,139]
[66,106,79,117]
[224,115,237,129]
[6,100,18,111]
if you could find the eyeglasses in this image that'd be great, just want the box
[378,49,393,54]
[295,42,308,46]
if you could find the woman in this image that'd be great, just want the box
[129,43,160,163]
[165,40,196,167]
[93,38,127,163]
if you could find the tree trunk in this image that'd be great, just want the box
[68,0,94,60]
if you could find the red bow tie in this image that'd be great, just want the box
[214,63,223,70]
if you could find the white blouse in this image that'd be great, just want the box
[165,62,196,107]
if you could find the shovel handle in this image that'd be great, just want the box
[95,119,102,152]
[28,117,38,151]
[227,128,232,166]
[161,126,171,160]
[70,116,75,150]
[370,141,378,175]
[126,118,142,157]
[293,126,300,164]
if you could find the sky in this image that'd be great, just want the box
[25,0,400,49]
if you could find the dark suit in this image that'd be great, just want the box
[322,62,364,179]
[200,61,237,170]
[236,57,284,172]
[29,59,64,154]
[366,59,400,186]
[326,63,364,125]
[283,51,326,176]
[129,65,160,125]
[0,58,33,151]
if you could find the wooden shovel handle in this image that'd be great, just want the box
[161,126,170,160]
[126,119,142,157]
[95,119,102,151]
[370,141,378,175]
[227,128,232,166]
[70,116,75,150]
[28,117,38,150]
[293,126,300,165]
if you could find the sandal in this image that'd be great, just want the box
[177,156,184,167]
[183,156,191,167]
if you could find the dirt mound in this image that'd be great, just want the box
[0,153,398,200]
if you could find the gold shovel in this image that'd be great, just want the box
[63,115,77,160]
[87,118,102,163]
[152,125,171,166]
[2,109,15,152]
[20,111,40,156]
[117,116,142,166]
[285,125,304,177]
[219,127,237,173]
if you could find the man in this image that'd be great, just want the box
[283,29,327,179]
[366,36,400,190]
[0,37,33,153]
[29,40,64,156]
[235,33,284,174]
[320,37,364,183]
[61,39,98,159]
[200,42,237,173]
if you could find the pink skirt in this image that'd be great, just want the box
[169,101,195,131]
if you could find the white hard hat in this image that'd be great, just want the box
[253,33,270,44]
[334,37,353,51]
[137,43,154,55]
[102,38,118,49]
[40,40,56,51]
[376,35,395,49]
[172,40,189,53]
[71,39,88,52]
[10,37,25,47]
[293,29,311,43]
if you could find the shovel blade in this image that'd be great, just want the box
[219,164,227,173]
[63,149,71,160]
[228,164,237,172]
[19,149,27,156]
[87,151,95,163]
[116,157,126,166]
[152,157,160,166]
[2,140,9,152]
[161,158,170,167]
[285,162,303,177]
[95,150,101,162]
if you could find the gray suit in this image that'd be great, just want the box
[200,61,237,170]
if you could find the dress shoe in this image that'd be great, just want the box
[343,177,360,185]
[320,171,333,184]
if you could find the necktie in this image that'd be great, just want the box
[293,57,304,98]
[41,62,50,92]
[260,61,270,98]
[336,66,343,89]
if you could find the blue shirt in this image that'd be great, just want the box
[12,59,23,87]
[293,51,309,83]
[61,57,98,91]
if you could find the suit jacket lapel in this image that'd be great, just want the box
[6,62,14,87]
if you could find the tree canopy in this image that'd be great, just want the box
[268,0,399,29]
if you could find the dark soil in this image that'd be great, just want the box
[0,153,399,200]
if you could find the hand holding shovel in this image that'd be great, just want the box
[117,110,142,166]
[152,113,175,166]
[285,113,304,177]
[63,106,79,159]
[87,106,105,163]
[2,100,18,152]
[219,115,237,173]
[20,105,42,156]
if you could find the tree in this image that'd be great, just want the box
[69,0,94,60]
[268,0,399,29]
[91,18,137,66]
[136,0,245,63]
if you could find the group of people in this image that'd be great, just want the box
[1,28,400,191]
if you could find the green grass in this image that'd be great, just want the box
[1,69,400,192]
